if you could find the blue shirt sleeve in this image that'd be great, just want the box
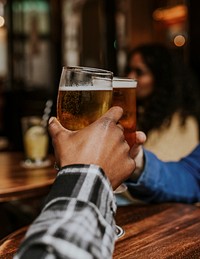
[126,145,200,203]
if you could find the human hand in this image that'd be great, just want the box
[48,107,135,189]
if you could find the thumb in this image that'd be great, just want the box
[48,117,70,138]
[101,106,123,123]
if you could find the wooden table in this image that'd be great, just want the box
[0,152,57,202]
[114,203,200,259]
[0,203,200,258]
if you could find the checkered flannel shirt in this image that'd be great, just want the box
[14,164,117,259]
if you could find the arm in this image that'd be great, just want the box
[15,165,116,259]
[15,107,136,258]
[127,145,200,203]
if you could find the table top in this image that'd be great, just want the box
[0,152,57,202]
[0,203,200,258]
[114,202,200,259]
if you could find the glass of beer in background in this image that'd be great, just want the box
[112,77,137,147]
[57,66,113,130]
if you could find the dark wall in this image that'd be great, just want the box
[188,0,200,85]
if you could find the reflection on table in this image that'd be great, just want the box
[0,152,57,202]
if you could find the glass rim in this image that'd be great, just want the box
[113,77,137,88]
[62,66,113,77]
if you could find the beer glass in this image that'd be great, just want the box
[57,66,113,130]
[112,77,137,146]
[112,77,137,235]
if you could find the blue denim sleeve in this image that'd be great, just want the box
[126,145,200,203]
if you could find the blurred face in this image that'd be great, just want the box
[127,52,154,100]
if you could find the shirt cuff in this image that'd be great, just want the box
[44,164,117,219]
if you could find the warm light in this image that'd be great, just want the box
[0,16,4,27]
[173,35,186,47]
[153,5,187,24]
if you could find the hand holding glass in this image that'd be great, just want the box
[56,67,127,238]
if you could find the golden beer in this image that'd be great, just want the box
[57,86,112,130]
[57,66,113,130]
[112,77,137,146]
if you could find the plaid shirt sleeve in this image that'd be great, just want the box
[14,164,117,259]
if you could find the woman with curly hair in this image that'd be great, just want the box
[126,43,200,161]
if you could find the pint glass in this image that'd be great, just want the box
[112,77,137,146]
[57,66,113,130]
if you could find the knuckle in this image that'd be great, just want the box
[123,139,130,151]
[99,117,114,129]
[112,106,123,114]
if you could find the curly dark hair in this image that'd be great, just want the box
[126,43,200,135]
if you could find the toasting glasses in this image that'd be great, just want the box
[56,67,137,238]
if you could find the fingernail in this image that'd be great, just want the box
[48,117,55,124]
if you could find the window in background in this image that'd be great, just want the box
[3,0,57,151]
[7,0,53,92]
[61,0,83,66]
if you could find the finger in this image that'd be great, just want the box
[131,131,146,149]
[48,117,70,138]
[101,106,123,123]
[135,131,146,145]
[130,131,146,157]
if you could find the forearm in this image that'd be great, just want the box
[127,148,200,203]
[15,164,116,259]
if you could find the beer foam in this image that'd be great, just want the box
[59,85,112,91]
[113,77,137,88]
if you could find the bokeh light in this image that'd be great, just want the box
[173,35,186,47]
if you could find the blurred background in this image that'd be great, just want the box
[0,0,200,151]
